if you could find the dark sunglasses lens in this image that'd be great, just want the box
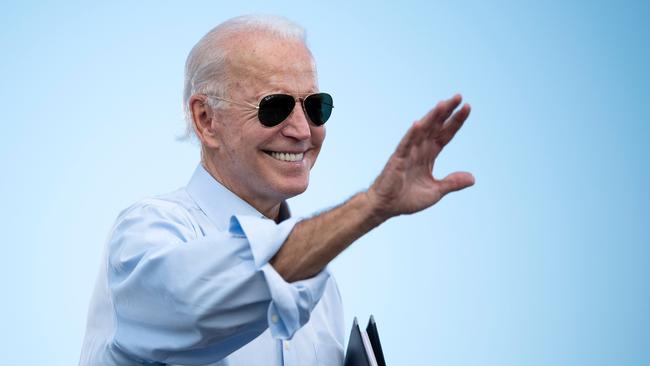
[258,94,295,127]
[304,93,333,126]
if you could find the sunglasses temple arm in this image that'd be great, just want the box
[206,95,259,110]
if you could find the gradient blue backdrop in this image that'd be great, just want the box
[1,1,648,365]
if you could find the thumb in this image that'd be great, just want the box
[438,171,475,196]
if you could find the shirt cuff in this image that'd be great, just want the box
[229,215,331,339]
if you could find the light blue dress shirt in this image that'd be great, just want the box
[79,164,345,365]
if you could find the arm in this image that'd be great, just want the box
[108,202,328,364]
[271,94,474,282]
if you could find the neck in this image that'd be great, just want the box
[201,156,282,221]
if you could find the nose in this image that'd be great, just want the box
[280,102,312,141]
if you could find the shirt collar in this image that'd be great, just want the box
[186,163,291,230]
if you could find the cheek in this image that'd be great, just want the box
[222,121,263,157]
[308,127,325,167]
[312,126,326,148]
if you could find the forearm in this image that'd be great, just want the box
[271,96,474,282]
[270,191,387,282]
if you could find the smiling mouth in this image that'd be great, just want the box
[263,150,305,162]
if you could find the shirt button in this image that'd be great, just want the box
[284,341,289,350]
[271,314,279,324]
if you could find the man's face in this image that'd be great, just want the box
[207,34,325,208]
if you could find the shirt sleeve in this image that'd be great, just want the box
[107,201,329,365]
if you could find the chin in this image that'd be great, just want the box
[274,177,309,199]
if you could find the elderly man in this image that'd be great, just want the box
[79,15,473,366]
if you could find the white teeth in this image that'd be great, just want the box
[269,151,304,162]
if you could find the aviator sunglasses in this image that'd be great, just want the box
[206,92,334,127]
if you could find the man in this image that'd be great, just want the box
[79,14,473,366]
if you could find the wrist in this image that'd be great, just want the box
[359,190,391,227]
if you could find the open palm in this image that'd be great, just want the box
[368,94,475,218]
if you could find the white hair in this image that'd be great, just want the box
[181,15,308,140]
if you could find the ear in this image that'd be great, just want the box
[190,95,220,149]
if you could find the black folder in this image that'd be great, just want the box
[344,315,386,366]
[366,315,386,366]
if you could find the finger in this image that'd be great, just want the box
[438,103,471,146]
[422,94,463,138]
[419,94,461,128]
[437,171,475,196]
[394,120,421,158]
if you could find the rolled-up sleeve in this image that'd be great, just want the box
[230,215,330,340]
[107,202,329,365]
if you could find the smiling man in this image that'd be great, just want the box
[79,15,474,366]
[193,26,325,219]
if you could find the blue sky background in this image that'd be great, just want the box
[1,1,648,365]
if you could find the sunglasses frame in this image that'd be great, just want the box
[204,92,333,127]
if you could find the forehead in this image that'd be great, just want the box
[225,33,317,94]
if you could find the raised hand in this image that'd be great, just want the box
[367,94,474,220]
